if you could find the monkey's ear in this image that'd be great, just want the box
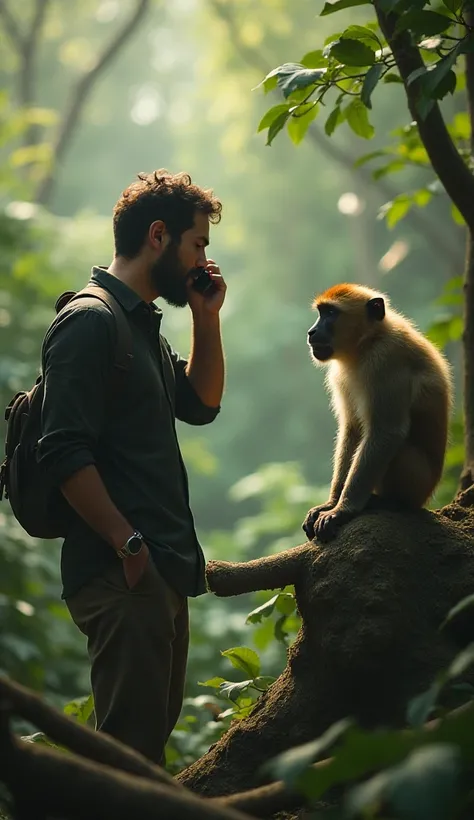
[366,297,385,322]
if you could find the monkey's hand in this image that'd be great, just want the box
[314,505,355,543]
[302,502,336,540]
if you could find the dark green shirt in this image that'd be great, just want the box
[37,267,219,600]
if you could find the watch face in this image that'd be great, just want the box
[128,535,143,556]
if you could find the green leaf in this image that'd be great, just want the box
[280,67,326,97]
[413,188,432,207]
[378,195,412,228]
[345,98,374,139]
[252,675,277,691]
[426,316,463,347]
[441,594,474,631]
[258,104,291,133]
[431,69,456,99]
[288,103,319,144]
[384,72,403,83]
[246,592,295,624]
[373,158,408,179]
[329,38,376,66]
[325,105,344,136]
[246,594,280,624]
[301,50,326,68]
[342,24,381,45]
[443,0,462,12]
[451,203,465,225]
[321,0,371,16]
[22,107,58,127]
[346,744,461,820]
[395,10,453,36]
[408,47,461,118]
[276,592,296,615]
[280,703,474,803]
[198,676,227,688]
[10,142,52,169]
[361,63,384,109]
[219,680,253,703]
[407,681,443,727]
[263,719,353,786]
[267,111,291,145]
[353,149,388,167]
[450,111,470,140]
[64,694,94,725]
[263,63,326,99]
[378,0,401,11]
[447,643,474,680]
[253,70,278,94]
[221,646,261,679]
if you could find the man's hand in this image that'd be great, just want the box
[188,259,227,317]
[122,543,150,589]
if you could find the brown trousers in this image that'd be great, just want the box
[65,555,189,765]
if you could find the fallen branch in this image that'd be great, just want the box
[0,675,178,789]
[0,702,256,820]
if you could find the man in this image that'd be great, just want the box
[37,169,225,765]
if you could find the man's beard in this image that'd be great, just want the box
[150,242,189,308]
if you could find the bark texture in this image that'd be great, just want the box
[178,493,474,797]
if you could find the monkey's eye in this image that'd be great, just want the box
[321,304,338,318]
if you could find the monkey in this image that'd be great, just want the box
[303,283,452,543]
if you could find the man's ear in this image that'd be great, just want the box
[149,219,166,250]
[366,297,385,321]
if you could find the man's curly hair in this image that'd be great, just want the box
[113,169,222,258]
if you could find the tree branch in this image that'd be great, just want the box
[0,0,23,51]
[35,0,151,206]
[0,675,178,790]
[374,4,474,232]
[19,0,50,105]
[0,713,255,820]
[208,0,461,268]
[206,544,311,597]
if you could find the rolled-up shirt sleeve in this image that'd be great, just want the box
[37,307,114,488]
[162,339,221,426]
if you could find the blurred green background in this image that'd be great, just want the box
[0,0,465,771]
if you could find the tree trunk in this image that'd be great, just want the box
[177,495,474,798]
[460,23,474,489]
[460,233,474,488]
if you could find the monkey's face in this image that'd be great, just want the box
[308,295,386,362]
[307,303,339,362]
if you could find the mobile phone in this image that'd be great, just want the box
[190,267,215,295]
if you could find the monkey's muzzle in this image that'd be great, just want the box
[309,342,333,361]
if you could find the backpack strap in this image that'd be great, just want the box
[66,284,134,377]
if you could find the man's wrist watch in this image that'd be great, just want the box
[116,530,144,559]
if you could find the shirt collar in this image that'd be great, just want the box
[90,266,163,326]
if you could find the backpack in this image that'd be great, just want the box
[0,284,133,539]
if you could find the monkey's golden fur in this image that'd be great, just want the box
[304,283,452,541]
